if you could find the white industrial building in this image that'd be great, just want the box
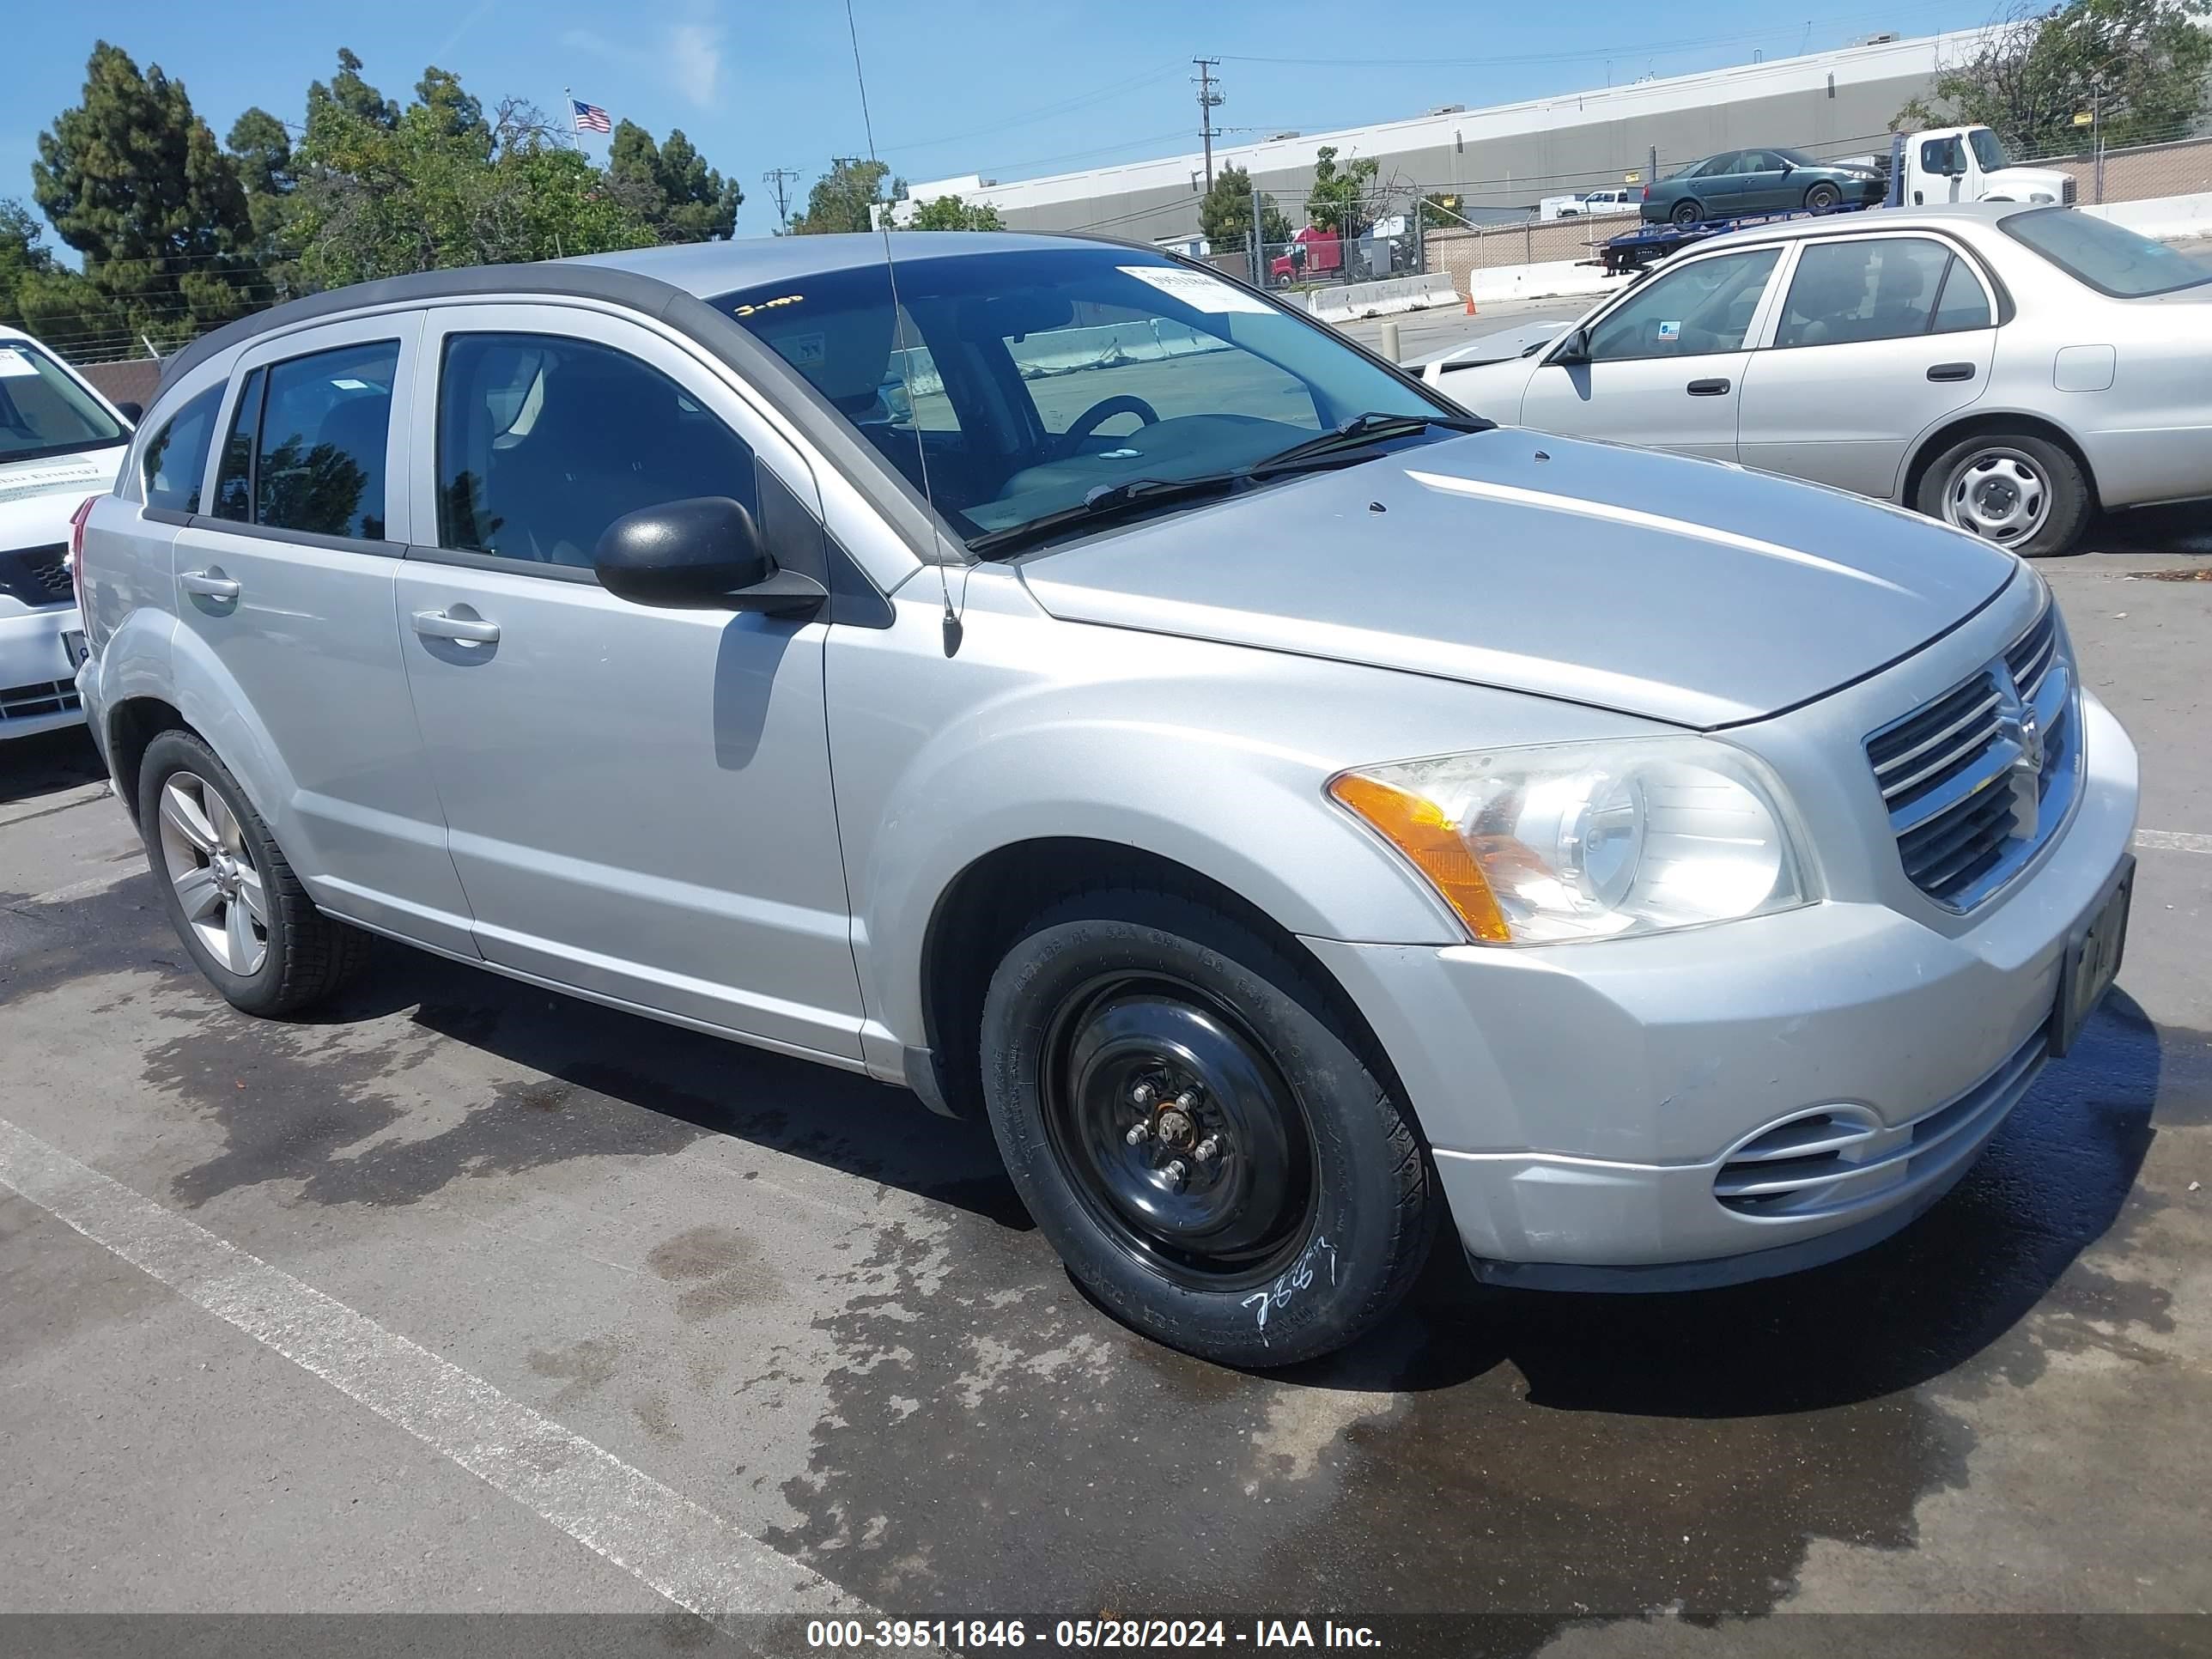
[902,28,1992,239]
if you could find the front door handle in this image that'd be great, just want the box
[411,608,501,645]
[1686,378,1731,396]
[1927,362,1977,382]
[179,569,240,601]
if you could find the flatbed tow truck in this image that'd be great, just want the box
[1588,127,2074,276]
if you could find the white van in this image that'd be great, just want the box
[1,326,136,739]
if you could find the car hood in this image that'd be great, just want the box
[1018,428,2019,729]
[0,446,125,546]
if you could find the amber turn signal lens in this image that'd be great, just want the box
[1328,772,1511,943]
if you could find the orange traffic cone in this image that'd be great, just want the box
[1464,294,1477,315]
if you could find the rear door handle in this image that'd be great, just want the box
[179,569,240,601]
[1927,362,1977,382]
[1686,378,1731,396]
[411,608,501,645]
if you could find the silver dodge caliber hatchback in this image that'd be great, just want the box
[75,234,2138,1365]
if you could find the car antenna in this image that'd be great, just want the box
[845,0,969,658]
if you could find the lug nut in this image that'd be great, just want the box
[1125,1121,1152,1146]
[1174,1090,1199,1113]
[1131,1082,1156,1108]
[1193,1135,1220,1164]
[1162,1159,1188,1185]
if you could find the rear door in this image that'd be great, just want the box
[1738,234,1996,497]
[392,302,864,1059]
[171,313,477,954]
[1517,244,1784,461]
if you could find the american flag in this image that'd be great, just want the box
[571,98,611,134]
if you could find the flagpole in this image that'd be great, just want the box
[562,84,579,150]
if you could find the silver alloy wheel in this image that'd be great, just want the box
[157,772,269,975]
[1942,447,2052,547]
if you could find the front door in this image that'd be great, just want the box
[1518,244,1783,462]
[171,313,478,956]
[1739,235,1997,498]
[392,305,864,1059]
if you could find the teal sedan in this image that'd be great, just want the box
[1642,147,1887,227]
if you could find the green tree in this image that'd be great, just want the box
[312,47,400,130]
[607,120,744,241]
[30,41,262,350]
[1895,0,2212,154]
[285,59,659,288]
[1304,145,1381,234]
[1197,164,1290,252]
[907,193,1004,231]
[788,157,896,234]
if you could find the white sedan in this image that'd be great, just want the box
[1425,203,2212,556]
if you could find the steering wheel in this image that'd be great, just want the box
[1058,395,1160,457]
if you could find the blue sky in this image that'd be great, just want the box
[8,0,2004,244]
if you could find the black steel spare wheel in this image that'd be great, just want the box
[1043,976,1315,1287]
[980,886,1436,1367]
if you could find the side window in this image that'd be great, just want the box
[1930,257,1994,332]
[256,342,399,539]
[1775,239,1950,348]
[436,332,759,568]
[1699,153,1746,178]
[212,368,264,522]
[1583,247,1781,362]
[142,386,223,514]
[1920,137,1963,177]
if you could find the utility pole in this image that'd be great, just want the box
[1193,58,1223,191]
[763,167,801,232]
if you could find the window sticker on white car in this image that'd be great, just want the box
[0,348,40,379]
[1118,265,1273,314]
[1656,320,1681,341]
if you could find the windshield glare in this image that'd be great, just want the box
[2002,206,2212,298]
[0,339,127,465]
[712,248,1449,545]
[1969,129,2008,173]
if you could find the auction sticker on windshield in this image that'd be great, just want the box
[1118,265,1273,314]
[0,348,40,378]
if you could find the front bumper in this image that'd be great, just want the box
[0,604,86,739]
[1302,690,2139,1286]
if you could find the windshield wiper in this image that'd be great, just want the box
[1247,410,1492,477]
[964,473,1245,557]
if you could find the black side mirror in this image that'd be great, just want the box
[592,496,826,615]
[114,400,143,424]
[1551,327,1593,366]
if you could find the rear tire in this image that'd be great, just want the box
[1805,181,1842,212]
[1914,431,2092,558]
[137,730,369,1017]
[979,888,1435,1368]
[1670,198,1703,227]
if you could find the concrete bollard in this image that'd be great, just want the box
[1380,319,1401,362]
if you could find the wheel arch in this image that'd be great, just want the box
[105,695,194,824]
[912,836,1408,1125]
[1902,409,2100,512]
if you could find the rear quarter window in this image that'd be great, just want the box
[142,386,224,514]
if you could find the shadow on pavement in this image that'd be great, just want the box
[0,727,106,806]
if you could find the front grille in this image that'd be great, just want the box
[0,679,82,720]
[1714,1029,2047,1218]
[0,543,73,609]
[2061,176,2079,206]
[1864,599,2078,910]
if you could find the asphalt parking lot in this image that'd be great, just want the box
[3,533,2209,1655]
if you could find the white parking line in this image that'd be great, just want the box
[2136,829,2212,855]
[0,1115,881,1633]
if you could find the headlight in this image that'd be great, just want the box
[1328,738,1813,945]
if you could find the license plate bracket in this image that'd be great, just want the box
[2052,856,2133,1058]
[61,629,88,670]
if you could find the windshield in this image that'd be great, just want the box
[1969,129,2009,173]
[2002,206,2212,298]
[0,338,128,465]
[711,246,1455,547]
